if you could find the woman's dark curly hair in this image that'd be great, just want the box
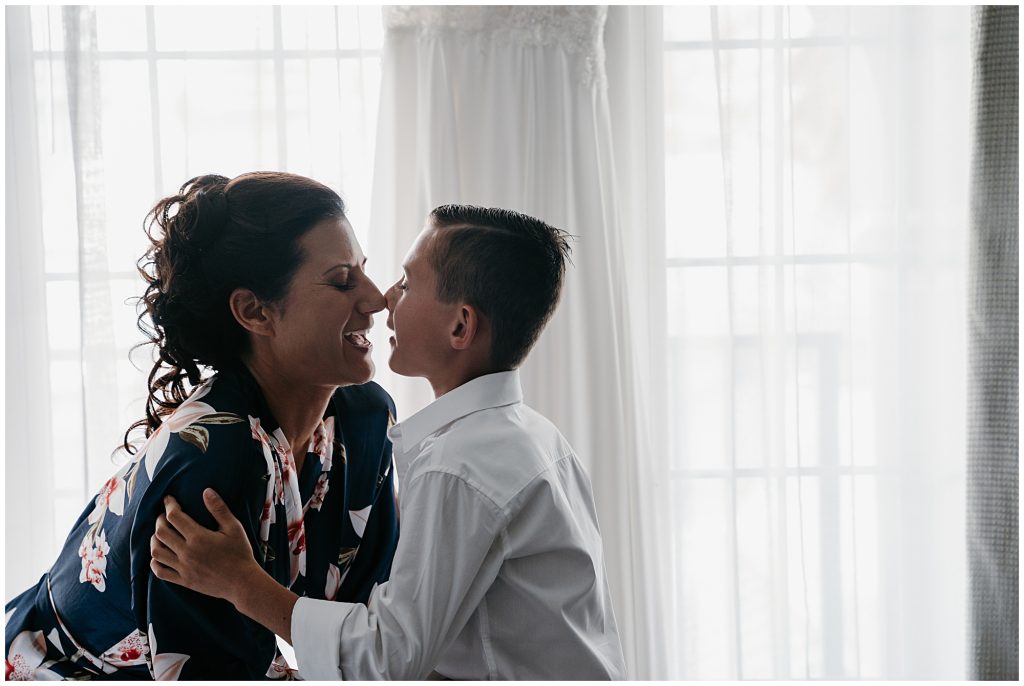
[123,171,346,454]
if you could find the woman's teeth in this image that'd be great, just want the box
[344,332,371,348]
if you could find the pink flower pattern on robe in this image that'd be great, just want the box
[141,380,216,479]
[5,630,60,680]
[100,629,150,668]
[4,371,398,679]
[78,529,111,592]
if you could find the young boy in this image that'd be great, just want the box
[150,205,627,680]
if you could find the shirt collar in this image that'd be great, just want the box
[388,370,523,454]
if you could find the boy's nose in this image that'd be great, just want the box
[384,284,398,311]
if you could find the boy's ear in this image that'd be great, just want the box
[450,304,480,351]
[229,288,275,337]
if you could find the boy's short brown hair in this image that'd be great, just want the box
[428,205,572,370]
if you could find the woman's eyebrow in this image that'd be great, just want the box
[322,259,365,277]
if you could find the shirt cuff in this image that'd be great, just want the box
[292,596,356,680]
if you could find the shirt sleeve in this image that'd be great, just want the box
[130,434,279,680]
[291,470,507,680]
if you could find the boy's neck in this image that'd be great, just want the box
[428,360,505,399]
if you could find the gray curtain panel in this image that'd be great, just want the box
[968,5,1018,681]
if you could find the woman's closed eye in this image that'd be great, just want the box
[321,280,355,292]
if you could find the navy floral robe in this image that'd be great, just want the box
[4,367,399,679]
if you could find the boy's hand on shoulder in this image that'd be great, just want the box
[150,488,261,605]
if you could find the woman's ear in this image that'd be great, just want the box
[228,288,275,337]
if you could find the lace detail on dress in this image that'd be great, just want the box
[384,5,608,87]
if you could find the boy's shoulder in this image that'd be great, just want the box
[412,401,575,509]
[449,401,567,453]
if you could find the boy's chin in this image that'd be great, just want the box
[387,356,416,379]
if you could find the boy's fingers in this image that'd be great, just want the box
[150,537,176,565]
[202,488,242,533]
[154,513,186,550]
[150,558,182,584]
[163,495,202,537]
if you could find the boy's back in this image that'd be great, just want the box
[402,370,624,679]
[293,370,626,679]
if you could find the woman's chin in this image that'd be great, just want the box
[346,361,376,386]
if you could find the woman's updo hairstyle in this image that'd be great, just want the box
[124,172,345,453]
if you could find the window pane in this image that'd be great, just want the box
[784,476,824,677]
[282,6,346,51]
[735,477,777,678]
[667,266,730,338]
[668,339,730,471]
[794,264,850,335]
[354,6,385,50]
[730,264,777,337]
[115,355,149,452]
[281,57,379,197]
[30,6,63,51]
[153,6,274,51]
[845,264,899,468]
[717,48,777,258]
[788,47,850,255]
[665,50,726,258]
[280,6,384,52]
[715,6,770,41]
[733,340,770,469]
[46,281,81,352]
[787,7,849,39]
[671,478,734,678]
[49,359,86,494]
[156,59,278,181]
[840,474,882,677]
[110,277,147,351]
[96,5,147,51]
[99,61,157,270]
[35,58,79,274]
[664,5,711,43]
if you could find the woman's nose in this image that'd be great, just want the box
[359,279,387,314]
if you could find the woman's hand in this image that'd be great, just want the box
[150,489,261,604]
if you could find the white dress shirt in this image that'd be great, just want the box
[291,370,626,680]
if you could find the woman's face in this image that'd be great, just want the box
[266,216,385,388]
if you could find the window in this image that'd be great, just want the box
[28,5,385,557]
[662,6,968,678]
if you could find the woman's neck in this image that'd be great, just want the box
[241,356,335,472]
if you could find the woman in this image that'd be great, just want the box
[5,173,399,679]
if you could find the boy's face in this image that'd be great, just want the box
[384,223,457,380]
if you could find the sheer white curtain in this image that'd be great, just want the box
[661,6,970,679]
[366,6,672,678]
[5,5,384,599]
[6,5,58,598]
[7,5,974,680]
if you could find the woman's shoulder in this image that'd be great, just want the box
[140,372,262,479]
[332,381,396,419]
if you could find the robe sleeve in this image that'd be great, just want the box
[129,428,279,680]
